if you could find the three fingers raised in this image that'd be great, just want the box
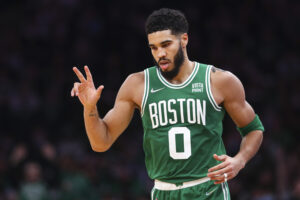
[71,66,102,97]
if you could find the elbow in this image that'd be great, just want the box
[91,144,111,152]
[89,129,113,152]
[91,145,109,152]
[257,130,264,144]
[91,145,111,153]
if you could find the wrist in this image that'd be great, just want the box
[84,104,97,111]
[84,105,98,116]
[234,153,247,169]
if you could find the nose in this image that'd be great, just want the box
[157,47,166,58]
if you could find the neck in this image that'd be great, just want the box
[167,58,194,84]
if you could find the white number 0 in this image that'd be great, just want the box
[168,127,191,159]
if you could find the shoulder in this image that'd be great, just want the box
[210,66,245,102]
[125,71,144,85]
[117,71,145,108]
[119,71,145,92]
[210,67,242,88]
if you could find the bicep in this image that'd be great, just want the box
[222,73,255,128]
[102,73,142,143]
[103,98,135,142]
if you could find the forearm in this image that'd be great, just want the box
[235,130,263,167]
[83,106,111,152]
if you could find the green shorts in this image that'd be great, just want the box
[151,180,230,200]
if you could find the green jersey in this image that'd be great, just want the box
[141,62,226,184]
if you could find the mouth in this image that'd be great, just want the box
[159,60,170,71]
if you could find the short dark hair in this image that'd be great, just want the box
[145,8,189,35]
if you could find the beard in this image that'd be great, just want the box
[154,44,185,80]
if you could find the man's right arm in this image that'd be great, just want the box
[71,66,144,152]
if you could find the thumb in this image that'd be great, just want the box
[96,85,104,97]
[213,154,227,161]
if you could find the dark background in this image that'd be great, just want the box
[1,0,300,199]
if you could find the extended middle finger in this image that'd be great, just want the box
[84,65,94,82]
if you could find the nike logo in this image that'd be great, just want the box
[151,87,165,93]
[205,187,218,196]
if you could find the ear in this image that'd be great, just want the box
[181,33,188,48]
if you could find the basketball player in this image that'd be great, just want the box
[71,8,264,200]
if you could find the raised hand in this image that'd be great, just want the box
[71,65,104,109]
[207,154,245,184]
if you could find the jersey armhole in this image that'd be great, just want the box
[205,65,223,112]
[141,69,149,116]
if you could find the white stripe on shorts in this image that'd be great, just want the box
[221,182,228,200]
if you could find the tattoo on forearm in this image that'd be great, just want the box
[211,66,225,73]
[89,111,98,117]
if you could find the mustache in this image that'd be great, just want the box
[158,58,171,63]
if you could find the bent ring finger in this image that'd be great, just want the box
[211,174,225,181]
[224,173,228,182]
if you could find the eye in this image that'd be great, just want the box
[162,43,170,48]
[150,46,157,51]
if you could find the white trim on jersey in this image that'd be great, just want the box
[141,69,150,116]
[156,62,199,89]
[205,65,222,112]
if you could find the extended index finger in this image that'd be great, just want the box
[73,67,86,83]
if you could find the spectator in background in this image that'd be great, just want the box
[59,155,98,200]
[291,177,300,200]
[19,161,49,200]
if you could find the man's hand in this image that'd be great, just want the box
[207,154,245,184]
[71,65,104,109]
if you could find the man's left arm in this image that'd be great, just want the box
[207,70,264,184]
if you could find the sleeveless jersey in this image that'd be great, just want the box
[141,62,226,184]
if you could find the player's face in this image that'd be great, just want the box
[148,30,185,79]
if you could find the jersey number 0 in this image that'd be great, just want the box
[168,127,191,159]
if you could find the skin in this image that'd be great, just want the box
[71,30,263,185]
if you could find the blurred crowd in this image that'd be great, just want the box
[0,0,299,199]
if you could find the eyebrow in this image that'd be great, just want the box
[149,40,173,47]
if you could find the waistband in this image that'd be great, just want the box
[154,177,210,191]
